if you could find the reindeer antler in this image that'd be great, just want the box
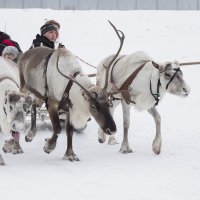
[103,20,125,91]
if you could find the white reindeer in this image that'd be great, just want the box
[96,51,190,154]
[0,57,33,166]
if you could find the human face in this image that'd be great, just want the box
[4,53,14,60]
[43,30,58,42]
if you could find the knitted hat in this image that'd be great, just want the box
[40,23,58,36]
[45,20,60,30]
[2,46,19,59]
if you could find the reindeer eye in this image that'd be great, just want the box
[91,92,98,99]
[10,106,13,111]
[165,72,172,79]
[91,104,97,112]
[4,99,7,104]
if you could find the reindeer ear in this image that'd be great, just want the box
[174,60,179,66]
[26,93,34,102]
[25,95,34,106]
[152,61,160,69]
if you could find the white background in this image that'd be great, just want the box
[0,9,200,200]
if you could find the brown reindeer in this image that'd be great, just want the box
[18,21,124,161]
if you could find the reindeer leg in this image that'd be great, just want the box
[98,100,119,144]
[98,127,106,143]
[43,99,61,154]
[63,110,79,161]
[0,154,5,166]
[120,101,132,153]
[2,138,15,153]
[25,102,37,142]
[148,106,162,154]
[12,141,24,154]
[108,106,118,145]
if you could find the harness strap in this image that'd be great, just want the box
[166,67,180,90]
[119,63,146,104]
[150,78,161,106]
[0,76,20,88]
[58,71,80,112]
[43,51,54,109]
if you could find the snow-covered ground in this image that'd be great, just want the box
[0,9,200,200]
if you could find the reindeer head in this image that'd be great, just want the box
[152,61,190,97]
[3,91,34,135]
[84,85,116,134]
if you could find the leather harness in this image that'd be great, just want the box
[109,56,181,106]
[43,51,54,109]
[58,71,80,112]
[109,55,148,105]
[118,63,146,104]
[43,51,80,111]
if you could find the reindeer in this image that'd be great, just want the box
[0,57,33,166]
[17,22,125,161]
[96,51,190,154]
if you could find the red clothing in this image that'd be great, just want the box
[0,33,22,55]
[1,38,17,47]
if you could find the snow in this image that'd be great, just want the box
[0,9,200,200]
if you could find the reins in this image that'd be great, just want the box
[150,77,161,106]
[43,50,54,109]
[179,61,200,66]
[56,48,83,112]
[165,67,181,90]
[75,55,97,69]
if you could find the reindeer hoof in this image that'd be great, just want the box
[25,128,36,142]
[2,147,8,153]
[43,138,56,154]
[2,139,15,153]
[63,154,80,162]
[43,146,51,154]
[119,146,133,154]
[0,163,5,166]
[25,135,32,142]
[12,148,24,154]
[108,136,119,145]
[63,149,80,161]
[152,146,161,155]
[152,139,162,155]
[98,138,105,143]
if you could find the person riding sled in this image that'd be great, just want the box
[0,31,22,56]
[30,20,64,49]
[2,46,19,62]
